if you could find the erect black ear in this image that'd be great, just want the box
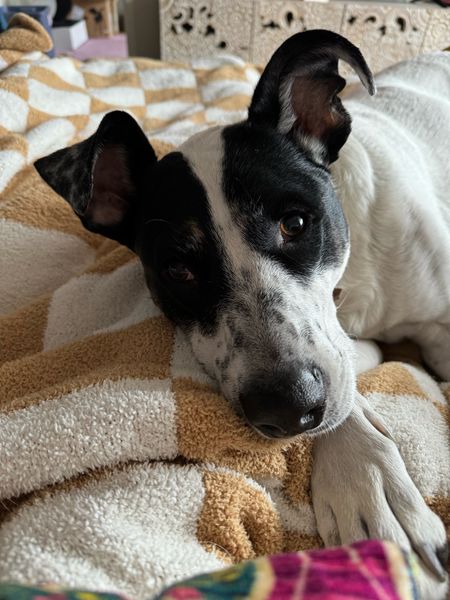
[248,30,375,165]
[34,111,157,248]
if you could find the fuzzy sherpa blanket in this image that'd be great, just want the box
[0,13,449,599]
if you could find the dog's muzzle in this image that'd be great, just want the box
[240,365,326,438]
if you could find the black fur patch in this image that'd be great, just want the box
[221,122,349,277]
[135,151,229,332]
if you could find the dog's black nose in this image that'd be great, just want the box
[240,366,326,438]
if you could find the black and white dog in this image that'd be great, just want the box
[35,31,449,597]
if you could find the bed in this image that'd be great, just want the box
[0,13,448,600]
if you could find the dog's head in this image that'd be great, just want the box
[35,30,375,439]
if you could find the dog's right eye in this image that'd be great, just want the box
[165,262,195,283]
[280,212,308,240]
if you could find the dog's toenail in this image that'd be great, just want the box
[436,543,449,570]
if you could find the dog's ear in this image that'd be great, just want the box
[34,111,157,248]
[248,29,375,165]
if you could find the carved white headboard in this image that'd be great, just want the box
[159,0,449,72]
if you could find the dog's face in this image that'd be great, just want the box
[35,30,375,439]
[149,124,354,439]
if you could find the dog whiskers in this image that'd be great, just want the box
[335,288,349,311]
[203,541,234,561]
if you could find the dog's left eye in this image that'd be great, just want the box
[165,262,195,282]
[280,212,307,239]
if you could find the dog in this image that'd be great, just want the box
[35,30,449,598]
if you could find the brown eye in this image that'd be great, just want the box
[166,262,195,282]
[280,212,307,239]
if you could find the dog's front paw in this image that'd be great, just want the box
[311,399,448,600]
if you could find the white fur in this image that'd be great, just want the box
[333,52,450,380]
[313,53,450,597]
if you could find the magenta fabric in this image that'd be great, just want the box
[159,540,419,600]
[267,542,415,599]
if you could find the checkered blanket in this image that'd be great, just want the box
[0,13,448,600]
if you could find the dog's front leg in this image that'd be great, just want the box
[311,394,448,600]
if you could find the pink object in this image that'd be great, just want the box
[160,540,419,600]
[61,33,128,60]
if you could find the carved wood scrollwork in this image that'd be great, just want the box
[160,0,254,60]
[160,0,450,71]
[341,4,430,72]
[253,1,347,64]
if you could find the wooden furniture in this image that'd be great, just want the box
[77,0,119,37]
[159,0,450,71]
